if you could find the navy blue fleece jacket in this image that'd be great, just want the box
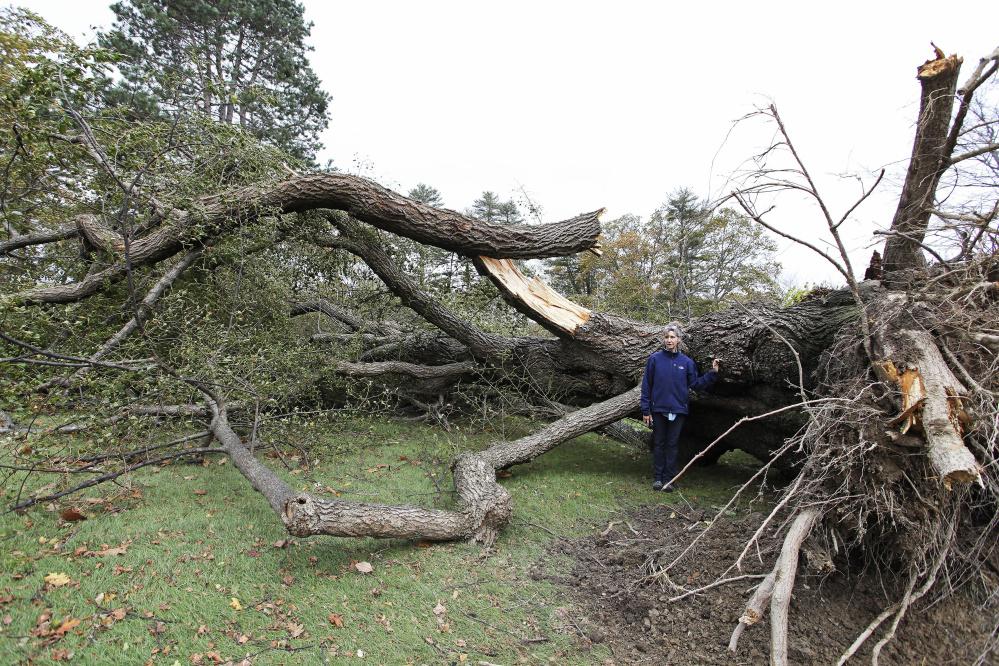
[640,349,717,416]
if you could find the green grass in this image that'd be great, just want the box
[1,416,768,665]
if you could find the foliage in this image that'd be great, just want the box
[468,191,522,224]
[547,192,782,322]
[98,0,331,161]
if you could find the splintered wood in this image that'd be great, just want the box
[876,329,982,490]
[477,257,591,334]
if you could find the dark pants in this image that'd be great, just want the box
[652,412,686,484]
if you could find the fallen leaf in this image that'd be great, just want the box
[43,572,72,587]
[456,639,467,647]
[112,608,126,620]
[190,654,203,665]
[287,621,305,638]
[73,546,87,556]
[245,549,260,557]
[183,476,195,481]
[230,597,242,611]
[433,601,447,615]
[55,616,81,636]
[273,539,288,549]
[84,497,104,504]
[193,490,207,495]
[459,655,467,662]
[217,458,228,466]
[96,546,127,556]
[328,613,343,627]
[2,614,11,626]
[354,561,373,574]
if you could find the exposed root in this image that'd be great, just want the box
[770,507,822,666]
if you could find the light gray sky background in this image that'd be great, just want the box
[21,0,999,285]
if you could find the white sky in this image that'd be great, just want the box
[21,0,999,285]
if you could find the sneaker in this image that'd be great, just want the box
[662,484,675,493]
[652,480,663,491]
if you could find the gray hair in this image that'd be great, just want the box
[663,324,682,340]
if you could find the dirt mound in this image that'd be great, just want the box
[537,500,994,665]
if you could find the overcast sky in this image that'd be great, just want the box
[22,0,999,285]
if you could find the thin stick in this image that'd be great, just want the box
[668,573,766,603]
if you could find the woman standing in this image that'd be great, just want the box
[640,324,720,492]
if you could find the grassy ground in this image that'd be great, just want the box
[1,415,768,665]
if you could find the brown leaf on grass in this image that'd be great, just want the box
[273,539,289,549]
[190,654,203,665]
[111,608,126,620]
[193,490,207,495]
[287,621,305,638]
[0,595,14,605]
[2,614,12,626]
[84,497,104,504]
[54,616,81,636]
[354,561,373,574]
[433,601,447,615]
[245,549,260,557]
[197,624,209,635]
[72,547,87,557]
[328,613,344,627]
[206,650,223,663]
[96,546,127,556]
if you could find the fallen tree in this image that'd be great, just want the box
[3,39,999,664]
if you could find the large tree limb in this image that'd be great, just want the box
[0,223,81,255]
[12,174,603,304]
[281,386,641,544]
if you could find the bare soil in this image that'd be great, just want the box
[535,498,995,665]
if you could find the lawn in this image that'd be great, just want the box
[1,415,767,665]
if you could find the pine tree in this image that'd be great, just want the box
[99,0,330,161]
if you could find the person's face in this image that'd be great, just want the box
[664,330,679,352]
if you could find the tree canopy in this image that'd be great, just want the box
[99,0,331,161]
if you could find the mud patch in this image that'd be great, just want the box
[538,500,994,665]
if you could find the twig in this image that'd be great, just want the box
[669,573,766,603]
[4,447,223,512]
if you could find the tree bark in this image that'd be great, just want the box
[882,53,963,272]
[12,174,603,304]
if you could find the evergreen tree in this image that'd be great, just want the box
[407,183,444,208]
[99,0,331,161]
